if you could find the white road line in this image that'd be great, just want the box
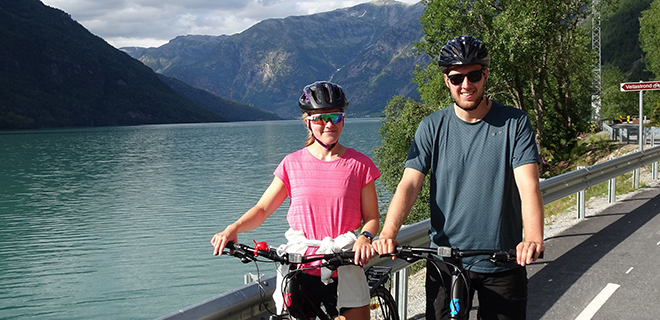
[625,267,634,274]
[575,283,621,320]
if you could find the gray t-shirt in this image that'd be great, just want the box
[405,101,539,272]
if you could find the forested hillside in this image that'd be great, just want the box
[601,0,653,81]
[600,0,659,120]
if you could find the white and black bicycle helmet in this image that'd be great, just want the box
[438,36,491,73]
[298,81,349,113]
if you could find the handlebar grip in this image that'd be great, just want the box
[224,241,253,253]
[339,251,355,259]
[225,241,238,250]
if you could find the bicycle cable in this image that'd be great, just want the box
[248,259,278,315]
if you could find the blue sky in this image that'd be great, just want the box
[40,0,420,49]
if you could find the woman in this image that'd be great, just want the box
[211,81,380,320]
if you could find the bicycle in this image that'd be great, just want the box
[223,240,399,320]
[383,246,544,320]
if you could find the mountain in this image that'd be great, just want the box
[123,35,229,74]
[124,0,429,119]
[0,0,278,130]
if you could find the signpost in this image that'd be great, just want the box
[620,81,660,152]
[620,81,660,92]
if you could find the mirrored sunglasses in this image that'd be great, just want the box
[447,69,485,86]
[306,113,345,125]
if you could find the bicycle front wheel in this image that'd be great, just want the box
[369,286,399,320]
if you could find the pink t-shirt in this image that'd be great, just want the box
[274,147,380,241]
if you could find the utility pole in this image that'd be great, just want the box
[591,0,602,123]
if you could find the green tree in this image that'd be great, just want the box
[373,96,437,223]
[415,0,598,156]
[601,66,641,119]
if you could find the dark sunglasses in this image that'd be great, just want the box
[305,112,345,125]
[447,69,485,86]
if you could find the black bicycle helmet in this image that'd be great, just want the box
[438,36,491,73]
[298,81,349,113]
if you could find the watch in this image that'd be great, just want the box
[360,231,374,242]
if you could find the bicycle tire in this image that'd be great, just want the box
[369,286,399,320]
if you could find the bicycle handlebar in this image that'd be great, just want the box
[223,241,356,267]
[384,246,543,264]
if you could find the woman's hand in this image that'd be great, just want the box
[352,236,376,266]
[211,226,238,256]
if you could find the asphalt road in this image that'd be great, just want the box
[526,185,660,319]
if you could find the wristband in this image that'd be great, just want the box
[360,231,374,242]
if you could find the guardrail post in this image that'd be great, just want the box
[651,127,655,147]
[243,273,262,285]
[653,130,658,180]
[577,189,585,219]
[633,149,640,189]
[392,267,409,320]
[576,166,586,219]
[608,177,616,203]
[607,158,617,203]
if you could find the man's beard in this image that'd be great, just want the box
[454,94,485,111]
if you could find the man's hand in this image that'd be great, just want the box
[516,241,544,266]
[373,237,399,260]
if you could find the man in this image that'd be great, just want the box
[373,36,544,319]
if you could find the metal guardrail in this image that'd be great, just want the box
[156,145,660,320]
[539,145,660,203]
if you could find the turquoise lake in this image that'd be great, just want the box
[0,118,384,320]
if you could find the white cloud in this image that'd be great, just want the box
[41,0,420,48]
